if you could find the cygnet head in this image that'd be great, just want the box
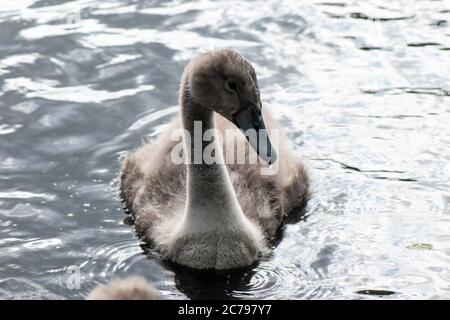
[184,49,276,164]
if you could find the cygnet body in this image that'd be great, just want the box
[120,49,309,270]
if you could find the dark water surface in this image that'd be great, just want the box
[0,0,449,299]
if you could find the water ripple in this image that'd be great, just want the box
[3,77,154,103]
[0,0,449,300]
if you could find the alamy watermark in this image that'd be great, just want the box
[169,121,280,175]
[61,265,115,291]
[65,265,81,290]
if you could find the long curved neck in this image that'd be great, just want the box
[180,80,243,225]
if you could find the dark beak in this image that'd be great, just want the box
[232,102,277,164]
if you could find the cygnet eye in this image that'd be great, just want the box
[227,81,237,91]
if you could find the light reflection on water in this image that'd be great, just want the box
[0,0,449,299]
